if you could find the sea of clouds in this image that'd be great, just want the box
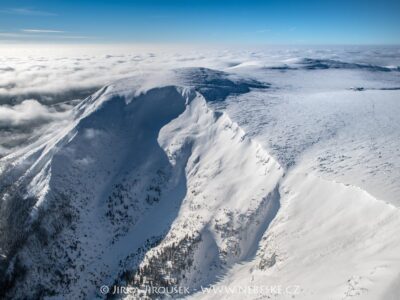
[0,44,399,156]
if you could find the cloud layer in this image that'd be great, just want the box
[0,99,69,127]
[1,44,399,104]
[0,44,399,157]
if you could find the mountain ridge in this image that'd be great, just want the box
[0,68,399,300]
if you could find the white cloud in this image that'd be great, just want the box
[0,45,234,101]
[0,8,57,16]
[22,29,66,33]
[0,43,397,107]
[0,32,92,41]
[0,99,70,127]
[0,44,398,159]
[0,33,32,38]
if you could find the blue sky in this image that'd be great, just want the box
[0,0,399,44]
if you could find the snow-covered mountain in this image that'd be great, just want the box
[0,65,399,300]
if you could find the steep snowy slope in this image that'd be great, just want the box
[0,65,399,300]
[0,68,283,299]
[192,168,400,300]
